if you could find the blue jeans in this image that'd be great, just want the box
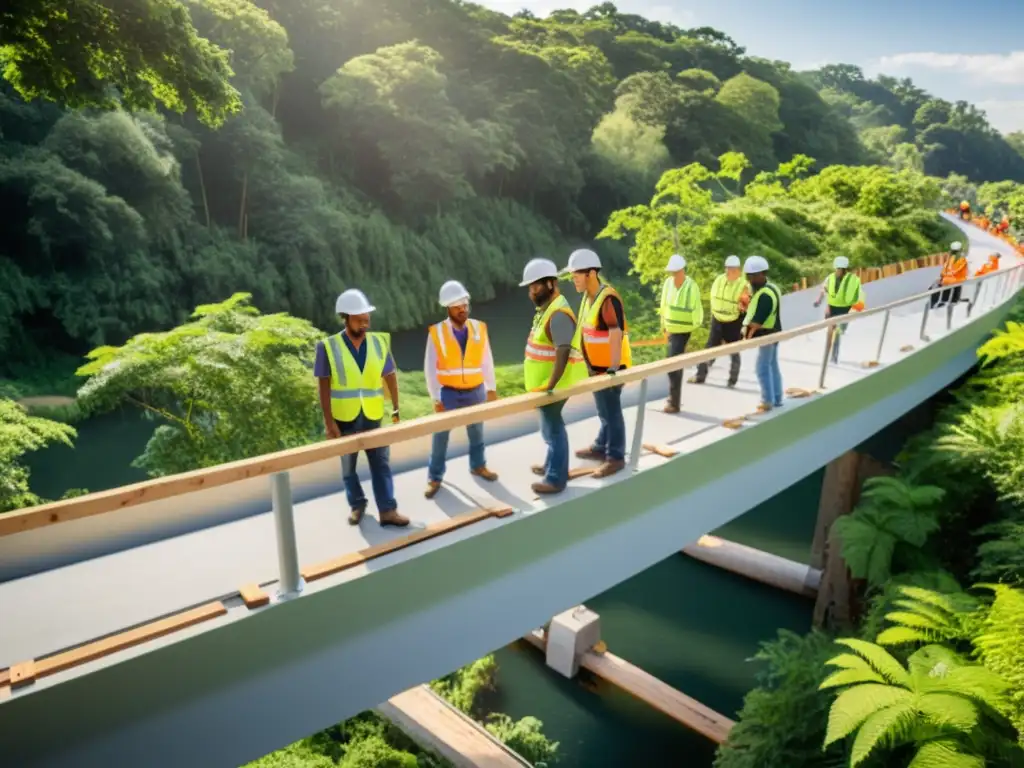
[337,414,397,513]
[592,384,626,461]
[755,343,784,407]
[428,385,487,482]
[538,401,569,488]
[828,306,851,363]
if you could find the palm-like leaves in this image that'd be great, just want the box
[833,477,945,587]
[936,406,1024,507]
[875,586,981,648]
[820,638,1009,767]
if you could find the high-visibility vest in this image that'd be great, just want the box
[524,295,586,392]
[975,258,999,277]
[323,332,390,422]
[574,284,633,370]
[825,272,862,308]
[660,276,703,333]
[941,256,968,286]
[709,274,749,322]
[429,318,488,390]
[743,283,781,332]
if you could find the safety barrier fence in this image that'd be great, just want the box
[1,263,1021,694]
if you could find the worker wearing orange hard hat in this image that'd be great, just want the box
[975,253,1000,277]
[931,241,968,308]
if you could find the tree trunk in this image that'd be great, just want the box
[194,148,210,228]
[238,171,248,241]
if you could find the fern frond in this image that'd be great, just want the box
[877,626,936,646]
[906,739,985,768]
[823,684,912,746]
[834,639,911,686]
[849,701,917,767]
[917,693,979,733]
[820,667,887,690]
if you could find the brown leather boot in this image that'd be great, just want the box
[592,459,626,479]
[575,448,606,461]
[379,509,410,527]
[531,481,565,495]
[424,481,442,499]
[531,464,545,476]
[471,466,498,482]
[663,401,680,414]
[348,506,365,525]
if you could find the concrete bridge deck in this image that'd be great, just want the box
[0,217,1020,768]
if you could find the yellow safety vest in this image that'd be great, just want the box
[574,284,633,370]
[709,274,749,322]
[743,283,780,331]
[660,276,703,333]
[323,331,390,422]
[429,319,487,390]
[524,295,586,392]
[825,272,862,308]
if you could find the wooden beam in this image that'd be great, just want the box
[301,506,513,583]
[4,265,1017,539]
[642,443,679,458]
[239,584,270,609]
[3,602,226,689]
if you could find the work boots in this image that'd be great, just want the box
[379,509,410,527]
[471,466,499,481]
[574,448,606,461]
[592,459,625,479]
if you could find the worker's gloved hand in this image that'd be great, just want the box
[391,410,400,424]
[433,402,444,413]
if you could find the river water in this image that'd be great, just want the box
[22,285,931,768]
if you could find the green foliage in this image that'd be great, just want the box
[76,293,322,476]
[485,715,560,767]
[430,655,497,715]
[0,0,240,125]
[832,477,946,587]
[973,585,1024,736]
[0,398,76,512]
[714,629,845,768]
[820,638,1012,767]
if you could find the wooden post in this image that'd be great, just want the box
[811,453,893,630]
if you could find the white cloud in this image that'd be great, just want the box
[877,51,1024,85]
[975,100,1024,134]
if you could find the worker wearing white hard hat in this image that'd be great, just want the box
[314,289,408,528]
[423,280,499,499]
[659,254,703,413]
[932,241,968,309]
[692,255,750,389]
[814,255,863,364]
[565,248,632,479]
[741,256,785,413]
[522,257,587,494]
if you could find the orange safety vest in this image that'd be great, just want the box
[577,284,633,370]
[975,257,1000,277]
[941,256,968,286]
[429,318,488,390]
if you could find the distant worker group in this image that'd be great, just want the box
[317,241,1009,525]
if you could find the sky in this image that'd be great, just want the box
[477,0,1024,134]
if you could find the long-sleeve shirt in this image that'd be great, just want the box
[423,322,496,403]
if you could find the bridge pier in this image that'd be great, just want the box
[811,451,891,629]
[544,606,603,678]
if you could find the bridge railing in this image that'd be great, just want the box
[0,264,1020,691]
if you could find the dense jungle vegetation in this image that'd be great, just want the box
[2,1,1024,767]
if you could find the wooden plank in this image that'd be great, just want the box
[521,632,734,744]
[642,443,679,458]
[0,668,9,687]
[9,661,35,689]
[239,584,270,609]
[301,506,513,583]
[568,466,597,480]
[5,263,1019,539]
[9,603,226,688]
[378,685,528,768]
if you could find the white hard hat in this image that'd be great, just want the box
[833,256,850,269]
[951,241,963,252]
[665,254,687,272]
[336,288,375,315]
[438,280,470,307]
[724,255,741,268]
[563,248,602,274]
[519,258,560,287]
[743,255,769,275]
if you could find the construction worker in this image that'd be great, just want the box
[423,280,499,499]
[997,216,1010,234]
[975,253,1000,277]
[691,255,749,390]
[565,248,632,479]
[814,256,863,364]
[522,258,587,494]
[742,256,784,413]
[657,254,703,413]
[959,200,971,221]
[315,289,408,527]
[932,241,968,308]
